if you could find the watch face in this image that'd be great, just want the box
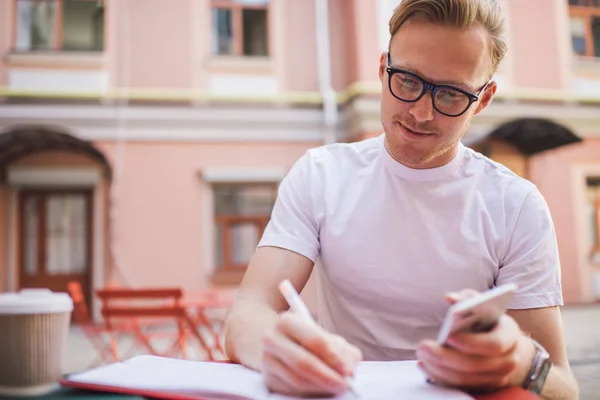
[531,357,552,394]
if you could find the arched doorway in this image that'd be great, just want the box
[468,118,582,179]
[0,125,111,307]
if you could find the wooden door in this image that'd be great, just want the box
[19,190,93,306]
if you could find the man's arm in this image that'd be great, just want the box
[508,307,579,400]
[223,245,362,396]
[223,246,314,371]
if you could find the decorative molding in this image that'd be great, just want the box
[0,104,327,143]
[207,74,278,97]
[201,168,287,183]
[6,52,106,69]
[7,167,101,188]
[1,80,600,104]
[573,77,600,98]
[7,69,108,94]
[0,97,599,144]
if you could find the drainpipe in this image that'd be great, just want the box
[315,0,338,145]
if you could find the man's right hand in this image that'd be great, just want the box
[261,312,363,397]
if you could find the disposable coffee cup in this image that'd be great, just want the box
[0,288,73,397]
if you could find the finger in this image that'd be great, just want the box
[328,335,363,377]
[263,368,314,397]
[262,352,309,393]
[262,352,336,397]
[417,340,518,376]
[263,372,291,396]
[418,358,509,389]
[263,330,348,392]
[445,289,480,305]
[276,313,349,375]
[447,315,520,356]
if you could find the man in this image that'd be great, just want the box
[223,0,579,399]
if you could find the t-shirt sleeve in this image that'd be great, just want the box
[257,151,321,262]
[496,185,564,309]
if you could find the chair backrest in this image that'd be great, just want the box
[66,281,93,325]
[96,287,184,320]
[96,288,183,301]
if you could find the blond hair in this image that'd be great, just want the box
[388,0,507,74]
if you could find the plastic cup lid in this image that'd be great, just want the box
[0,288,73,315]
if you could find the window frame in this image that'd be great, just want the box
[569,3,600,57]
[12,0,105,53]
[211,181,277,284]
[593,200,600,256]
[590,179,600,258]
[215,213,271,270]
[210,0,270,57]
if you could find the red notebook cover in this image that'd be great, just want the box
[61,378,537,400]
[60,378,252,400]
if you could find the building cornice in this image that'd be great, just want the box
[0,104,327,143]
[340,95,600,141]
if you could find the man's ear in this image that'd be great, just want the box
[473,81,497,116]
[379,52,387,82]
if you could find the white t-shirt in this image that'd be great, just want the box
[257,133,563,361]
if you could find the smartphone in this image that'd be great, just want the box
[436,283,518,345]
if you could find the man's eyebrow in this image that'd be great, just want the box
[392,63,476,92]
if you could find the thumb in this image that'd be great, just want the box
[445,289,480,305]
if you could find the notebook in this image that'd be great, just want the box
[61,355,474,400]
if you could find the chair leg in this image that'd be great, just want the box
[103,319,121,362]
[196,310,225,357]
[182,313,215,361]
[177,319,188,359]
[131,320,160,355]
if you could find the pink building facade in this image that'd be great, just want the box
[0,0,599,318]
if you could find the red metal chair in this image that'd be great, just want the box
[66,281,140,366]
[95,287,217,361]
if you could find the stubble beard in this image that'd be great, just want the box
[383,119,465,168]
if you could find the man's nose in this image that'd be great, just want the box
[408,92,435,122]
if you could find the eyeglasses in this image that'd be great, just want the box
[385,52,489,117]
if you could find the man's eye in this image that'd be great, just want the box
[438,90,461,100]
[399,77,419,88]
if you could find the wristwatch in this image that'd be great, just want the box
[522,339,552,395]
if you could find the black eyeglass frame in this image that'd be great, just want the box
[385,52,490,117]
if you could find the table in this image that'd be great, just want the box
[1,385,537,399]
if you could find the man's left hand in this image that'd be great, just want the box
[416,290,537,392]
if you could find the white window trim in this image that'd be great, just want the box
[199,168,285,278]
[201,167,286,183]
[571,164,600,302]
[6,190,18,292]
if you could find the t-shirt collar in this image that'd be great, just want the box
[379,133,465,182]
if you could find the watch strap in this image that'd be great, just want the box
[522,339,551,394]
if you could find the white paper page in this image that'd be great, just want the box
[271,361,473,400]
[67,356,473,400]
[66,355,270,400]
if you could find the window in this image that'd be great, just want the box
[211,0,269,57]
[588,178,600,262]
[213,183,277,282]
[14,0,104,52]
[569,0,600,57]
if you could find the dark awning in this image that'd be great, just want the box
[0,125,112,181]
[487,118,582,155]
